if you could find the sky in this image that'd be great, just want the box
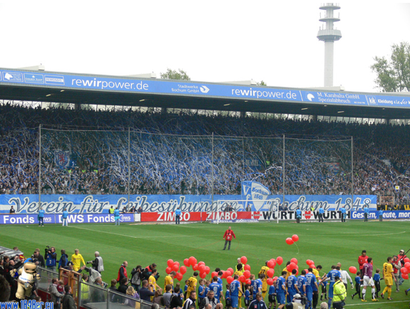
[0,1,409,93]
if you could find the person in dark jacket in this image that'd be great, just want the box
[59,250,69,269]
[118,277,129,294]
[170,286,184,309]
[62,285,76,309]
[140,280,155,302]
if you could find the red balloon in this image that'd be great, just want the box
[227,268,234,276]
[183,259,190,267]
[199,265,206,273]
[200,272,207,279]
[267,278,274,286]
[167,259,174,267]
[173,264,179,272]
[405,262,410,270]
[403,273,409,280]
[401,267,409,274]
[246,279,251,285]
[239,275,246,283]
[193,264,199,271]
[267,269,275,278]
[244,264,251,271]
[180,266,187,275]
[404,258,410,263]
[176,273,183,281]
[290,262,297,270]
[243,270,251,279]
[198,261,205,267]
[348,266,357,274]
[227,276,234,284]
[306,259,312,266]
[166,267,172,274]
[290,258,298,265]
[286,238,294,245]
[241,256,248,264]
[205,266,210,274]
[292,234,299,242]
[277,256,283,266]
[267,260,275,268]
[189,256,197,266]
[272,276,278,282]
[221,271,228,279]
[211,271,218,278]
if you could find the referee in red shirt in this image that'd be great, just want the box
[223,226,236,250]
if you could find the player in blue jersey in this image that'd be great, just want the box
[253,274,263,298]
[268,281,276,309]
[198,279,207,308]
[287,269,299,303]
[325,265,341,308]
[297,270,307,297]
[225,284,232,309]
[306,268,318,309]
[374,268,381,298]
[276,271,287,309]
[244,284,251,307]
[209,276,223,303]
[340,206,346,222]
[230,275,243,309]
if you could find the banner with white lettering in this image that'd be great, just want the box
[0,194,377,214]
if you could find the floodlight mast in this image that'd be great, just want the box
[317,3,342,87]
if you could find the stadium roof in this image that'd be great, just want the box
[1,68,410,119]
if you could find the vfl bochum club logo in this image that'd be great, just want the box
[54,150,70,168]
[242,181,271,211]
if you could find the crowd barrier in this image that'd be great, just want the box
[1,210,410,224]
[35,267,161,309]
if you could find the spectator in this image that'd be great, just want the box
[62,285,76,309]
[125,286,140,307]
[140,280,155,302]
[118,277,129,294]
[0,274,10,301]
[49,278,64,307]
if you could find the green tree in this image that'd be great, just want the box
[371,42,410,92]
[256,80,267,86]
[160,68,191,80]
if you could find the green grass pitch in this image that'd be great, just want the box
[1,220,409,308]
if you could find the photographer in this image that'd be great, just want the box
[79,265,101,284]
[87,251,104,273]
[33,249,45,267]
[131,265,142,292]
[45,247,57,272]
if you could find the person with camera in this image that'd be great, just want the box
[131,265,143,292]
[46,247,57,272]
[87,251,104,274]
[34,249,45,267]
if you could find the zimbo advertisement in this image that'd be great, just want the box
[1,69,410,108]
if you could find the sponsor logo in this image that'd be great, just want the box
[251,211,262,219]
[54,151,70,168]
[45,75,65,85]
[3,72,23,82]
[304,211,312,219]
[307,93,315,101]
[24,73,44,84]
[200,86,210,93]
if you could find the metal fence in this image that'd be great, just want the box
[38,127,353,206]
[37,267,163,309]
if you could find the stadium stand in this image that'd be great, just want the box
[0,103,409,204]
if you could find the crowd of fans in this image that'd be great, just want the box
[1,103,410,204]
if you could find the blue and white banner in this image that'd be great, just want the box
[1,68,410,108]
[0,192,376,215]
[0,213,135,225]
[350,210,410,220]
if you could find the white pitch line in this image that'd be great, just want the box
[344,299,408,306]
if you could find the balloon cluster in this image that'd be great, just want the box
[285,235,299,245]
[401,257,410,280]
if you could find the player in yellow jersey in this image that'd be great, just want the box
[282,261,292,280]
[259,262,270,299]
[149,269,161,301]
[164,271,176,291]
[71,249,86,271]
[186,272,198,299]
[381,257,394,301]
